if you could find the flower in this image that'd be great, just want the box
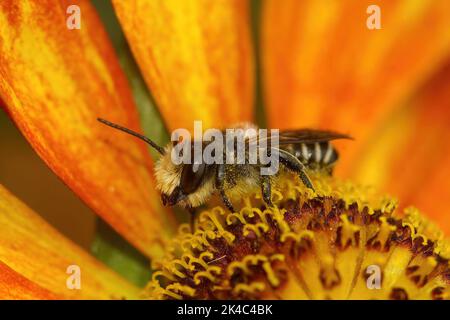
[0,0,449,300]
[147,173,450,299]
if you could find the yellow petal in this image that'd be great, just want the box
[0,0,176,258]
[112,0,254,131]
[353,61,450,234]
[0,184,140,299]
[262,0,450,176]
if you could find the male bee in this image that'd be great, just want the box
[98,118,351,227]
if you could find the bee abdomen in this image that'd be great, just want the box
[288,142,338,167]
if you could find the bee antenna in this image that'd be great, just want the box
[97,118,165,155]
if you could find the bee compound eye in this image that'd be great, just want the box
[180,163,207,194]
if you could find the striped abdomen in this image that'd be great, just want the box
[283,142,339,169]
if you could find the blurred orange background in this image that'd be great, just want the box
[0,112,95,248]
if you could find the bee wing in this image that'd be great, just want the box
[247,129,353,146]
[278,129,352,145]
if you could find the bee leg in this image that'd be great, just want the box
[261,175,273,207]
[220,189,235,213]
[276,148,315,191]
[216,164,235,213]
[187,206,196,233]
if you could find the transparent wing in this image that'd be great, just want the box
[247,129,352,146]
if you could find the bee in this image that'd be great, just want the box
[98,119,351,227]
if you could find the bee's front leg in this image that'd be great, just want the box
[261,175,273,207]
[216,164,235,213]
[186,206,196,233]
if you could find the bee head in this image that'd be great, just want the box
[96,119,214,208]
[155,145,211,207]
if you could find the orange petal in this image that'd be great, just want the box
[0,262,60,300]
[112,0,254,131]
[0,0,176,258]
[0,184,139,299]
[262,0,450,176]
[352,61,450,235]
